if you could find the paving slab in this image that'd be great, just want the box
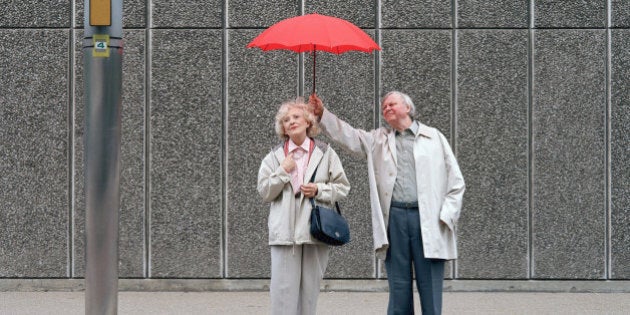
[1,291,629,315]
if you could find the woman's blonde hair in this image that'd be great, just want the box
[274,97,320,140]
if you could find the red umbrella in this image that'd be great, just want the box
[247,13,381,93]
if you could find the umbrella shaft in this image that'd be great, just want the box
[312,49,316,94]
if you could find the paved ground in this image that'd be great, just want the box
[1,291,629,314]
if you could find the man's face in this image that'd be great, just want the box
[381,94,410,125]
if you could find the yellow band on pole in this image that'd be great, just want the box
[90,0,111,26]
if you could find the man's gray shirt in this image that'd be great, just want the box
[392,120,419,203]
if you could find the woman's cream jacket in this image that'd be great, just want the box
[257,139,350,245]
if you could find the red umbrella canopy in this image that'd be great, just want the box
[247,13,381,54]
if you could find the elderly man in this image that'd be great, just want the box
[309,92,465,315]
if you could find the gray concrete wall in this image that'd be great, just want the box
[1,0,628,287]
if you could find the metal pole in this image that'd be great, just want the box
[83,0,123,314]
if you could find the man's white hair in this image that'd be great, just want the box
[382,91,416,117]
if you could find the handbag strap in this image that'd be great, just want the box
[308,166,342,215]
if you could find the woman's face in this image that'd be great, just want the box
[282,107,309,143]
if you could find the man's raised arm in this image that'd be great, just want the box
[309,94,374,159]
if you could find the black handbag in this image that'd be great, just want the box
[309,199,350,246]
[308,167,350,246]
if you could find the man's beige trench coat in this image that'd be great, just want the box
[320,109,465,260]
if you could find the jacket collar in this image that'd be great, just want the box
[416,122,433,138]
[395,120,419,136]
[387,120,433,139]
[287,137,311,154]
[386,121,433,166]
[273,139,328,182]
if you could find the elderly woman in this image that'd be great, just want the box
[257,97,350,315]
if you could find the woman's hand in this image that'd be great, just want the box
[300,183,318,198]
[281,153,296,173]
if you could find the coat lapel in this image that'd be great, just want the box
[304,145,324,183]
[387,129,397,166]
[273,139,326,183]
[416,122,434,139]
[273,144,285,164]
